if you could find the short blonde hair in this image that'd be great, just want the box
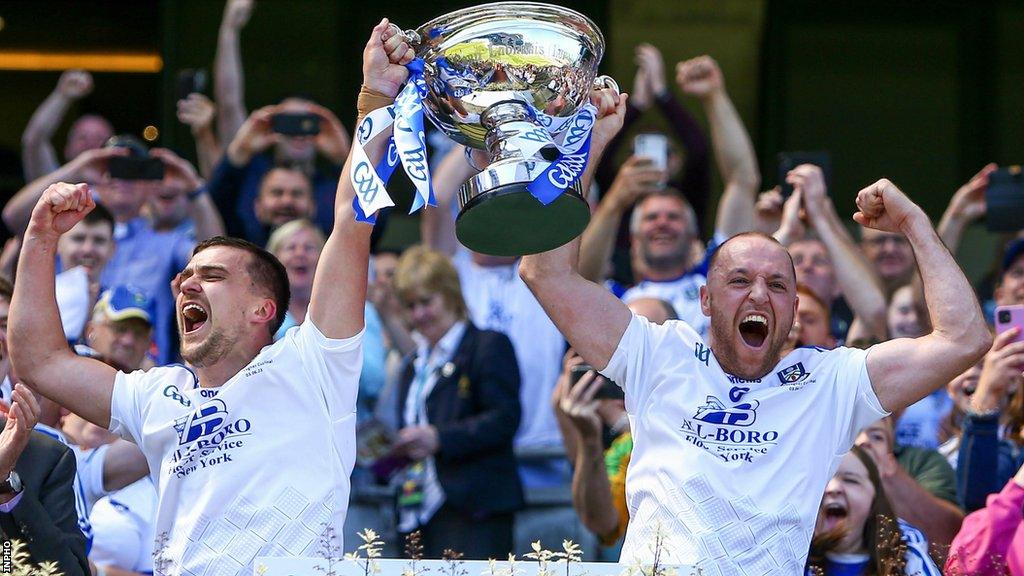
[265,219,325,256]
[394,245,467,320]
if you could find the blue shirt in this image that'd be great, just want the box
[100,218,194,365]
[208,153,341,245]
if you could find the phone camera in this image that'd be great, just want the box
[998,310,1012,324]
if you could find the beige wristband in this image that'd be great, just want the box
[357,86,395,124]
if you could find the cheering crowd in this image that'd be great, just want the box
[0,2,1022,575]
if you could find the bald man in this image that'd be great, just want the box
[522,177,990,571]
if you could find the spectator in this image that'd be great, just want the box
[579,55,761,337]
[177,93,220,179]
[774,166,888,342]
[209,98,350,243]
[555,297,674,549]
[855,417,964,546]
[391,245,523,559]
[956,325,1024,512]
[859,228,916,299]
[0,385,89,575]
[937,360,982,468]
[806,446,940,575]
[945,459,1024,575]
[5,138,222,364]
[266,219,387,418]
[86,287,154,373]
[21,69,113,181]
[522,153,991,571]
[781,284,836,356]
[422,145,575,487]
[936,163,999,257]
[213,0,254,146]
[250,166,317,246]
[54,203,115,343]
[8,20,408,571]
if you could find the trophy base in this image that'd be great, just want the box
[455,160,589,257]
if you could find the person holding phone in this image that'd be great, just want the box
[579,55,761,338]
[955,240,1024,513]
[209,96,352,245]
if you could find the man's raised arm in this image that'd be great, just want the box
[857,179,992,412]
[306,19,413,340]
[520,87,633,371]
[9,183,117,428]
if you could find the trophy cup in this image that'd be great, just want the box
[395,2,614,256]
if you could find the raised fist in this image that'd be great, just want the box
[363,19,415,99]
[675,55,724,99]
[57,69,94,100]
[30,182,96,238]
[853,179,926,234]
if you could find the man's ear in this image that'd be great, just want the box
[252,298,278,328]
[700,285,711,317]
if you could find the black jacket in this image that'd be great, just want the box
[0,424,88,576]
[398,323,525,517]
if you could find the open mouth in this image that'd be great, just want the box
[739,314,769,348]
[181,303,209,335]
[822,501,848,530]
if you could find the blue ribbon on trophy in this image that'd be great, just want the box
[350,58,436,223]
[350,56,601,223]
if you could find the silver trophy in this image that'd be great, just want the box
[396,2,614,256]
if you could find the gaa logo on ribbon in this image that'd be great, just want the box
[519,127,551,144]
[386,141,400,167]
[565,111,595,148]
[547,153,588,189]
[353,161,379,204]
[402,145,429,183]
[357,118,373,145]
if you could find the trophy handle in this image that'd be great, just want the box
[592,75,620,94]
[387,23,422,48]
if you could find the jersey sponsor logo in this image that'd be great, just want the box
[728,386,750,402]
[169,399,252,478]
[680,391,780,463]
[726,375,761,385]
[694,395,758,426]
[694,342,711,366]
[163,385,192,407]
[776,362,810,384]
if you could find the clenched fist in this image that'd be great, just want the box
[30,182,95,238]
[852,179,926,235]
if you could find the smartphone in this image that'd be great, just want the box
[985,166,1024,232]
[778,151,832,199]
[994,305,1024,344]
[176,68,208,101]
[272,112,321,136]
[570,364,624,400]
[108,156,165,181]
[634,133,668,171]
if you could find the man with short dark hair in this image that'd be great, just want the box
[10,20,410,573]
[249,166,316,245]
[521,168,991,569]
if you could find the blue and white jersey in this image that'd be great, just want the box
[108,319,362,576]
[34,424,110,554]
[90,477,158,573]
[602,315,888,574]
[813,519,940,575]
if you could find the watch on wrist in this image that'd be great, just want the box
[0,470,22,495]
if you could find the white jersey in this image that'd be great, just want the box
[108,320,362,576]
[601,315,887,573]
[454,250,564,449]
[90,477,158,572]
[622,273,709,337]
